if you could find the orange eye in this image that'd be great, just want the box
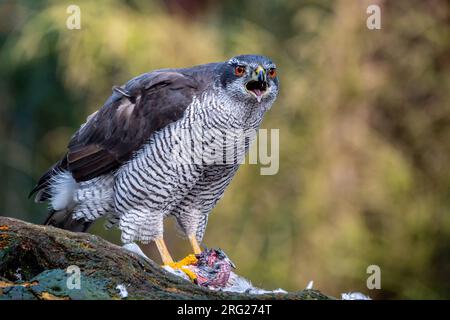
[234,66,246,77]
[268,68,277,78]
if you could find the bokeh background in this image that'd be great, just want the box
[1,0,449,299]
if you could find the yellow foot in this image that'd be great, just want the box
[164,254,198,281]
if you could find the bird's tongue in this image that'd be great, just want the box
[253,89,263,102]
[253,89,262,96]
[246,80,266,102]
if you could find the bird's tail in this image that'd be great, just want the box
[31,158,91,232]
[44,209,92,232]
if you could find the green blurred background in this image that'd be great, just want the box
[1,0,449,299]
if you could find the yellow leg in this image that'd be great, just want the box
[188,234,202,255]
[152,235,201,282]
[154,238,174,265]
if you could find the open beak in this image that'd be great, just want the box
[245,65,268,102]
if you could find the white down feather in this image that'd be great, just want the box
[49,171,78,210]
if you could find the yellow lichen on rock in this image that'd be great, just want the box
[39,292,70,300]
[0,280,38,288]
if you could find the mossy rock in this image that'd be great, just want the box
[0,217,332,300]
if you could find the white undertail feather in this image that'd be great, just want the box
[49,171,78,210]
[48,170,115,223]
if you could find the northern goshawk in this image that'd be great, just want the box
[30,54,279,265]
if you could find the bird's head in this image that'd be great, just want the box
[218,55,279,105]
